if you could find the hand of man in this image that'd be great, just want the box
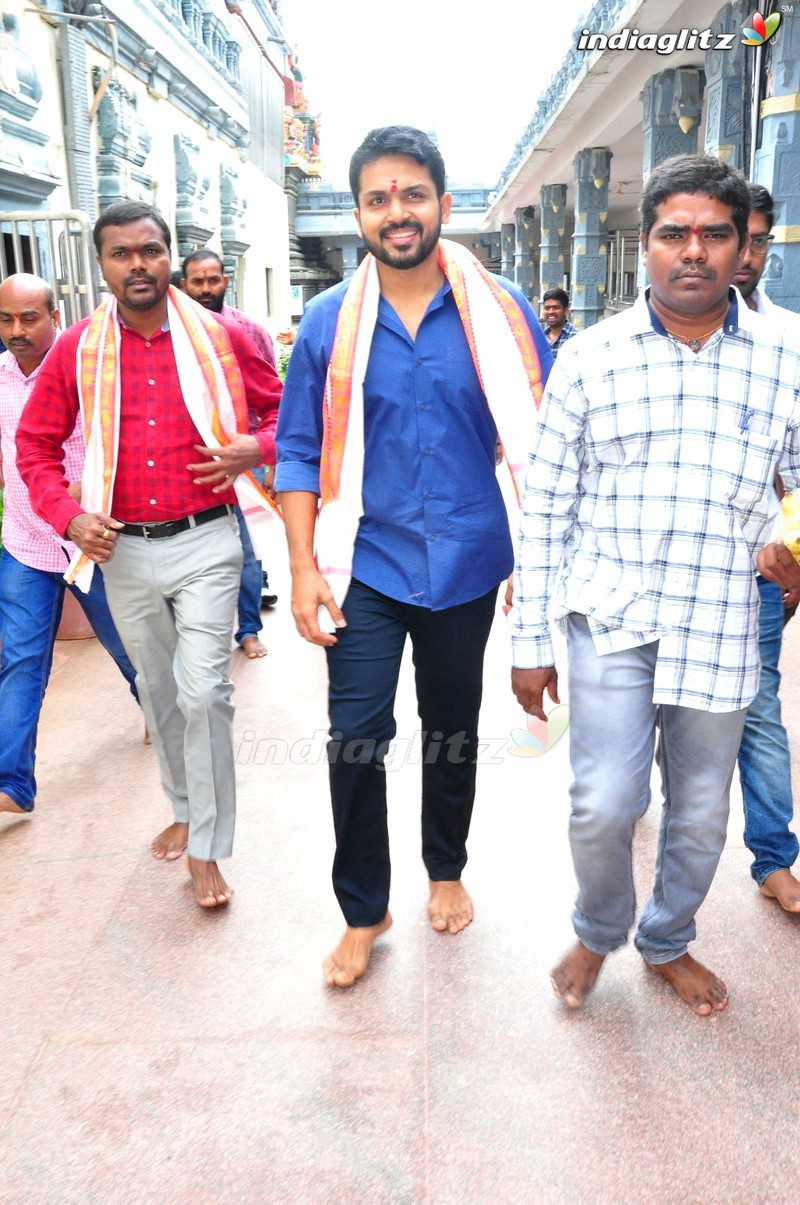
[188,434,263,492]
[511,666,559,722]
[756,541,800,591]
[65,512,125,563]
[502,574,513,615]
[291,564,346,647]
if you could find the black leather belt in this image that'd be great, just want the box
[119,503,234,540]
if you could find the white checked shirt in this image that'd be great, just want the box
[0,345,81,572]
[511,291,800,712]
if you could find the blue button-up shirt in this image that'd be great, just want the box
[275,275,551,609]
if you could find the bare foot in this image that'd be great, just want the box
[428,880,473,934]
[0,791,26,814]
[151,821,189,861]
[551,941,606,1008]
[185,856,234,908]
[240,635,268,659]
[647,953,728,1016]
[322,913,392,987]
[760,868,800,913]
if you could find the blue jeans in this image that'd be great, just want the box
[738,577,798,884]
[325,579,498,927]
[566,613,746,963]
[234,507,262,646]
[0,547,138,810]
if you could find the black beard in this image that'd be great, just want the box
[362,217,442,271]
[195,293,225,312]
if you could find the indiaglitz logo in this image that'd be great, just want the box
[741,11,782,45]
[508,705,570,758]
[576,27,737,54]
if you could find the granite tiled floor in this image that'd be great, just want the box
[3,558,800,1203]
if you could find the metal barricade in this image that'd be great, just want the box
[0,210,98,325]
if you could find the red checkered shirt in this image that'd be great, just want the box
[16,312,281,536]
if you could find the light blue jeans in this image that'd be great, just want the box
[566,613,746,963]
[0,547,138,810]
[738,577,798,884]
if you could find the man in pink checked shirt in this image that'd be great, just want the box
[0,273,138,817]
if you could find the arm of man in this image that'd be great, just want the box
[188,318,282,489]
[280,490,345,647]
[15,326,88,539]
[273,289,346,645]
[509,349,586,719]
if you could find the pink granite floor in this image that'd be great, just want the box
[3,559,800,1203]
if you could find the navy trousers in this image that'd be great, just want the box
[325,578,498,927]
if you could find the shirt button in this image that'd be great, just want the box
[428,534,436,542]
[416,357,424,366]
[419,403,429,411]
[148,419,155,426]
[148,379,155,386]
[147,460,154,467]
[145,341,151,348]
[149,498,157,505]
[423,448,431,456]
[425,491,433,500]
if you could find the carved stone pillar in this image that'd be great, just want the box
[501,223,515,280]
[754,14,800,314]
[174,134,213,260]
[220,165,249,299]
[571,148,612,330]
[0,12,58,206]
[642,67,705,177]
[514,207,537,301]
[93,69,153,211]
[539,184,569,295]
[703,2,749,167]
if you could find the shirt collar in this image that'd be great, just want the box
[644,286,740,338]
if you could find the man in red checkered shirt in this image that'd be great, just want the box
[17,201,282,909]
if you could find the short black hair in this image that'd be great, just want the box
[747,183,774,230]
[93,200,171,254]
[640,155,750,247]
[542,288,570,308]
[182,248,225,276]
[349,125,446,203]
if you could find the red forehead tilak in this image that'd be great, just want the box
[390,179,398,192]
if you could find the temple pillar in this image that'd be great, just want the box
[571,148,612,330]
[539,184,569,295]
[514,207,536,301]
[754,14,800,314]
[501,222,515,280]
[703,2,749,168]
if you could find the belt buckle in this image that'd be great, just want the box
[141,524,152,540]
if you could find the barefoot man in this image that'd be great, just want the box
[16,201,281,907]
[275,126,551,986]
[510,155,800,1016]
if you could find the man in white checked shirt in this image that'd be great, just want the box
[510,155,800,1017]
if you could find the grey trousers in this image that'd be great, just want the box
[101,514,242,861]
[566,613,746,963]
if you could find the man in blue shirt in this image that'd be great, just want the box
[276,125,551,987]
